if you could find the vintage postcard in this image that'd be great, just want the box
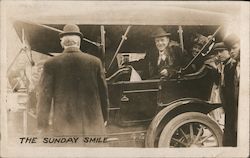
[1,1,249,157]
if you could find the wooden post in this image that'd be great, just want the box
[177,25,184,53]
[100,25,106,68]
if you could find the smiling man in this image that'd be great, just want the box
[224,33,240,62]
[131,27,185,79]
[151,27,186,78]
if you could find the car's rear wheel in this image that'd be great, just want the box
[158,112,223,147]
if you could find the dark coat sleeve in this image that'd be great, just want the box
[37,62,54,130]
[97,60,109,122]
[204,58,221,85]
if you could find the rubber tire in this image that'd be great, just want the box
[158,112,223,147]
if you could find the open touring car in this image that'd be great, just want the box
[7,3,236,147]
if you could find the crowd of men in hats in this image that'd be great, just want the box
[187,33,240,147]
[36,23,240,147]
[192,33,240,147]
[213,34,240,147]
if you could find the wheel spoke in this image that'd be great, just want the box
[159,113,222,148]
[189,123,194,140]
[180,128,188,140]
[199,133,213,144]
[193,127,203,144]
[171,138,188,147]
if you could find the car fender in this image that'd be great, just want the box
[145,97,222,147]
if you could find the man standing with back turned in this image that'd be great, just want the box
[37,24,109,143]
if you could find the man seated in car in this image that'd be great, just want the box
[185,33,219,73]
[131,27,185,79]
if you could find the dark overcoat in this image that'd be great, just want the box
[37,47,108,136]
[221,58,238,146]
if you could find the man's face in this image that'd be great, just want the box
[32,63,44,83]
[217,49,230,62]
[155,36,170,52]
[230,42,240,61]
[191,44,202,57]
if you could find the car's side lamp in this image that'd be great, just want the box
[177,69,182,77]
[121,95,129,102]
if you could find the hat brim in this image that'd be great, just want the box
[59,32,83,38]
[224,40,240,48]
[213,48,227,51]
[152,33,171,38]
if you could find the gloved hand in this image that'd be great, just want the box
[160,69,168,76]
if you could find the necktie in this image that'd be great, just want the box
[158,51,167,65]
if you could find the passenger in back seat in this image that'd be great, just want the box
[130,27,186,79]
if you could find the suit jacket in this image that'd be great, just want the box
[131,41,186,79]
[37,47,109,136]
[222,58,237,110]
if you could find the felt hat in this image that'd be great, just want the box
[59,24,83,38]
[223,33,240,49]
[151,27,171,38]
[212,42,228,51]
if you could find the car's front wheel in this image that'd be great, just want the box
[158,112,223,147]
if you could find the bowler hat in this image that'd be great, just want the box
[151,27,171,38]
[59,24,83,38]
[212,42,228,51]
[223,33,240,49]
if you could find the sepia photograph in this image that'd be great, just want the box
[1,1,249,157]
